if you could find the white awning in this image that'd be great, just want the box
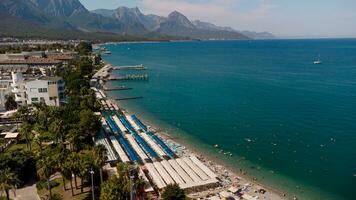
[4,132,19,139]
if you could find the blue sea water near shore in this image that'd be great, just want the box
[103,39,356,200]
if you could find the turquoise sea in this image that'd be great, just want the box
[103,39,356,200]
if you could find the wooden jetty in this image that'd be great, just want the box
[113,64,146,70]
[107,74,148,81]
[116,96,143,101]
[103,86,133,91]
[0,118,21,125]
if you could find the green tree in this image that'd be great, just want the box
[78,151,95,193]
[77,58,94,77]
[4,95,17,111]
[161,184,186,200]
[14,105,32,123]
[49,119,65,146]
[75,42,92,55]
[78,109,101,140]
[37,148,57,198]
[99,176,129,200]
[0,168,20,200]
[63,157,75,196]
[93,144,107,185]
[0,138,4,152]
[67,128,81,152]
[19,122,33,150]
[53,146,70,192]
[67,152,81,190]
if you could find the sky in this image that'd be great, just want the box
[80,0,356,38]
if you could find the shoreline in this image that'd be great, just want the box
[99,62,292,200]
[119,105,292,200]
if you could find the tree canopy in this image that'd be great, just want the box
[161,183,186,200]
[75,42,92,55]
[5,95,17,111]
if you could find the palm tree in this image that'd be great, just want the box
[19,122,32,150]
[67,152,80,190]
[37,149,57,198]
[63,158,75,196]
[67,128,82,152]
[0,168,20,200]
[161,183,186,200]
[33,131,51,154]
[93,144,107,185]
[78,152,93,193]
[49,118,65,146]
[0,138,5,153]
[14,105,32,123]
[135,175,147,199]
[54,146,70,192]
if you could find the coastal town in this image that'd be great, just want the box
[1,0,355,199]
[0,39,290,200]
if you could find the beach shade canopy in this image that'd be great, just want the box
[219,191,233,198]
[209,196,221,200]
[228,186,240,194]
[4,132,19,139]
[242,194,259,200]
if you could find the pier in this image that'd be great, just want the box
[113,64,146,70]
[107,74,149,81]
[0,118,21,125]
[103,86,133,91]
[116,96,143,101]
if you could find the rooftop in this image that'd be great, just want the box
[0,57,62,65]
[37,76,63,82]
[47,54,75,61]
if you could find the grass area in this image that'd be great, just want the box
[5,143,28,152]
[5,140,42,154]
[0,197,13,200]
[38,177,92,200]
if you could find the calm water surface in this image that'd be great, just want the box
[103,39,356,200]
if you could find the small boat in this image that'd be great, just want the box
[314,54,322,64]
[245,138,252,143]
[103,51,111,55]
[214,144,219,148]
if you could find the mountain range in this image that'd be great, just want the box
[0,0,274,40]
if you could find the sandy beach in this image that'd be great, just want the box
[97,62,295,200]
[107,95,290,199]
[121,107,291,200]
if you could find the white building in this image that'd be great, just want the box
[25,77,65,106]
[11,72,65,106]
[0,78,13,111]
[11,72,27,105]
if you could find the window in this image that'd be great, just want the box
[40,97,45,102]
[49,97,57,100]
[38,88,47,93]
[31,98,38,102]
[48,81,57,85]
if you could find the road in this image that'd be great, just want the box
[10,183,40,200]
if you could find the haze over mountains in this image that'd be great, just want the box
[0,0,274,40]
[91,7,274,39]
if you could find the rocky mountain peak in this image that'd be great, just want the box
[166,10,195,29]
